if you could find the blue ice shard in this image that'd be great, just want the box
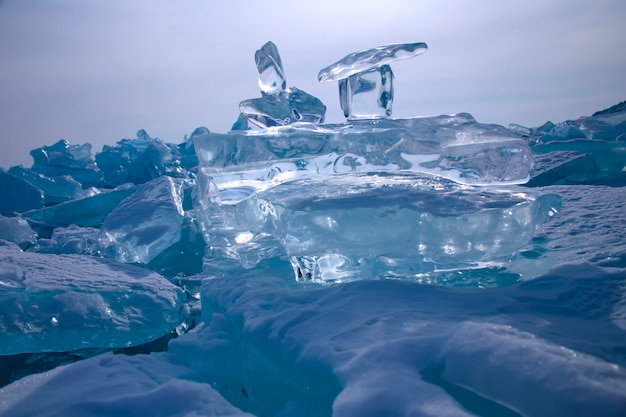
[98,176,204,275]
[238,41,326,128]
[319,42,427,120]
[30,140,101,188]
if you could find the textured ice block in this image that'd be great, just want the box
[0,240,184,355]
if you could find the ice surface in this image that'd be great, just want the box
[193,265,626,416]
[238,42,326,128]
[318,41,428,82]
[0,240,184,355]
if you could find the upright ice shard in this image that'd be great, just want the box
[319,42,427,120]
[238,41,326,128]
[255,41,286,96]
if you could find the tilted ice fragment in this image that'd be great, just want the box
[239,87,326,128]
[255,41,286,96]
[318,41,427,82]
[0,170,44,216]
[0,240,184,355]
[99,176,184,264]
[22,186,137,229]
[37,225,100,255]
[7,166,82,206]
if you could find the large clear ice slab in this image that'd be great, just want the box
[199,174,559,283]
[195,113,533,206]
[237,42,326,128]
[0,240,184,355]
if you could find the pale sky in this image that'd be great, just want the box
[1,0,625,168]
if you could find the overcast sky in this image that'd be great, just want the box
[1,0,625,168]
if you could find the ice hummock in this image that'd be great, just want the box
[0,38,625,417]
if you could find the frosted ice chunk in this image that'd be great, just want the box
[338,64,393,119]
[0,240,184,355]
[318,41,428,82]
[0,352,254,417]
[255,41,286,96]
[38,225,100,255]
[199,175,560,283]
[238,41,326,128]
[0,216,37,249]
